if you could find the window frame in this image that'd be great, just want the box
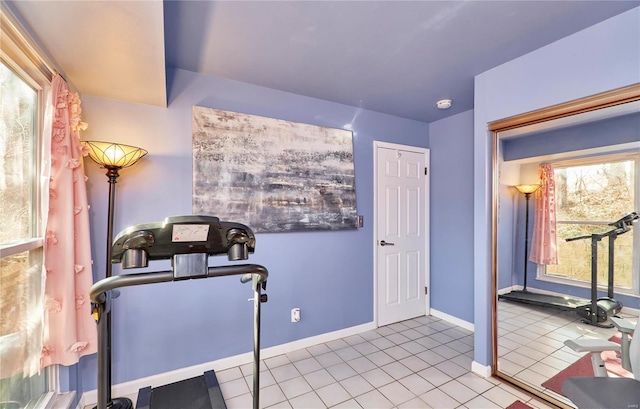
[0,56,53,408]
[538,152,640,295]
[1,3,59,407]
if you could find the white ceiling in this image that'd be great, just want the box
[9,0,640,123]
[8,0,166,107]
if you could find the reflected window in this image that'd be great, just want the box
[546,155,639,290]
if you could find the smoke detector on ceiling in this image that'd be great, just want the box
[436,99,452,109]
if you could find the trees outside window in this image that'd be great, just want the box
[0,12,51,405]
[546,156,638,291]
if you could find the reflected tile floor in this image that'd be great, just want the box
[497,299,638,407]
[215,315,554,409]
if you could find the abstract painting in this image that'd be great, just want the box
[192,107,357,233]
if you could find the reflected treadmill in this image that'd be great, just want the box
[90,216,268,409]
[499,212,638,327]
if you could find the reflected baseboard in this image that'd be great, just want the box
[498,286,522,295]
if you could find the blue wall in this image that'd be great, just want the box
[473,6,640,369]
[503,112,640,161]
[77,67,429,389]
[495,175,518,292]
[428,110,475,324]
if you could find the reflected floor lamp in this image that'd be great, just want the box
[515,184,541,292]
[82,141,147,409]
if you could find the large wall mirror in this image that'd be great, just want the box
[490,84,640,408]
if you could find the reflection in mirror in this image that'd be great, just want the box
[492,87,640,408]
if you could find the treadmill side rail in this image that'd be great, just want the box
[90,263,268,409]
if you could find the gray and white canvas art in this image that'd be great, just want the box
[192,107,357,233]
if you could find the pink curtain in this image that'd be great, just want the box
[41,75,97,368]
[529,163,558,265]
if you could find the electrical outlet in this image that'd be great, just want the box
[291,308,301,322]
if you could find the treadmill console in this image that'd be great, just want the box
[610,211,639,230]
[111,215,256,269]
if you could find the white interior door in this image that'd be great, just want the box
[375,143,429,327]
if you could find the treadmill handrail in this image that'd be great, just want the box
[90,263,268,304]
[565,212,638,243]
[566,234,593,242]
[565,224,633,242]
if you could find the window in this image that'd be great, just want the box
[1,6,52,407]
[0,57,49,408]
[545,155,639,291]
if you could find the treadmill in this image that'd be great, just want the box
[90,215,268,409]
[499,212,638,327]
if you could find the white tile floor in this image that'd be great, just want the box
[87,314,567,409]
[497,299,638,407]
[213,315,554,408]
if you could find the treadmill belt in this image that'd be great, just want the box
[499,290,587,311]
[138,370,227,409]
[151,376,213,409]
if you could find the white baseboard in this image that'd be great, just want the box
[80,321,376,407]
[471,361,492,378]
[430,308,474,332]
[622,304,640,316]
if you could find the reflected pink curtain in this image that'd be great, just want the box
[41,75,97,368]
[529,163,558,265]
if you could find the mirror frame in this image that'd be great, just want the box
[488,82,640,407]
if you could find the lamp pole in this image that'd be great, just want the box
[523,191,532,292]
[515,184,541,293]
[82,142,146,409]
[102,165,121,408]
[105,167,119,280]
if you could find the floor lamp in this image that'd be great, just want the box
[514,184,541,292]
[82,141,147,409]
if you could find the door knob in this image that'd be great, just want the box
[380,240,395,246]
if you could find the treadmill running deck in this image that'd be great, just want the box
[498,290,588,311]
